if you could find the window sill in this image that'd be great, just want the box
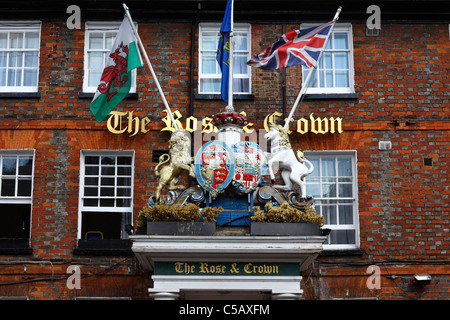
[0,238,33,255]
[78,92,139,99]
[73,239,133,256]
[320,248,365,256]
[0,92,41,99]
[304,93,359,100]
[194,93,255,101]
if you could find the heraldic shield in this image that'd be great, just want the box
[195,141,235,198]
[231,141,266,193]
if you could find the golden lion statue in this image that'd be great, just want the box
[154,130,196,201]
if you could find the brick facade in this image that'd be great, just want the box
[0,2,448,300]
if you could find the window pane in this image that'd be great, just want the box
[84,199,98,206]
[81,211,122,239]
[338,183,352,197]
[8,51,23,67]
[101,166,115,176]
[0,33,7,48]
[2,157,17,175]
[1,179,15,196]
[0,52,6,67]
[202,35,217,50]
[105,32,116,49]
[309,69,318,88]
[233,78,249,93]
[100,187,114,196]
[84,177,98,185]
[0,204,31,238]
[234,33,248,50]
[322,205,336,225]
[101,177,115,186]
[0,68,5,86]
[117,177,131,186]
[325,70,333,88]
[10,33,23,49]
[308,183,321,198]
[25,32,39,49]
[233,55,247,74]
[84,187,98,196]
[100,199,115,207]
[339,205,353,224]
[88,70,102,87]
[116,198,132,207]
[89,52,103,69]
[18,157,33,175]
[202,56,217,74]
[334,52,348,69]
[8,69,22,86]
[85,156,99,164]
[334,33,348,49]
[335,71,349,87]
[329,229,355,244]
[24,52,38,67]
[23,69,37,86]
[200,78,220,93]
[18,179,32,196]
[308,158,320,177]
[322,183,336,197]
[323,52,332,68]
[117,166,131,175]
[101,156,115,165]
[338,157,352,176]
[117,157,132,165]
[117,187,131,196]
[322,158,335,176]
[85,166,99,175]
[89,33,103,49]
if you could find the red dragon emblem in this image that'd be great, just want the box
[97,42,129,101]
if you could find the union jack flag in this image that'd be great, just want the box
[247,21,335,70]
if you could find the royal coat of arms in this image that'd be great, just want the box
[195,141,235,198]
[231,141,266,193]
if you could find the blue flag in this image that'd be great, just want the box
[216,0,232,104]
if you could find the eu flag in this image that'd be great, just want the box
[216,0,232,104]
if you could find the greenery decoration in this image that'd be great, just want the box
[137,203,223,227]
[251,202,325,227]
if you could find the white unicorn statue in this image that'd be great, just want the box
[264,123,314,201]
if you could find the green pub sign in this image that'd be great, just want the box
[155,262,299,276]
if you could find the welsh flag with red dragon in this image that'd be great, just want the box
[90,17,143,122]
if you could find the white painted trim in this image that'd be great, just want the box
[149,275,303,295]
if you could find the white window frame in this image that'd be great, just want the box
[0,21,41,93]
[301,23,354,94]
[304,150,359,250]
[83,22,138,93]
[198,23,251,95]
[0,150,35,204]
[0,150,34,240]
[78,150,134,240]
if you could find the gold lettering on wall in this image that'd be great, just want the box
[107,111,151,136]
[106,110,343,136]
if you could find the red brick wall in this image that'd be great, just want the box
[0,20,448,299]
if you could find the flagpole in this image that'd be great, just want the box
[226,0,234,112]
[122,3,178,130]
[283,6,342,131]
